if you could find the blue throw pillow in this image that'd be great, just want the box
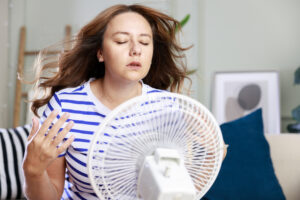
[203,109,285,200]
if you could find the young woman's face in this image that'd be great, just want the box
[98,12,153,84]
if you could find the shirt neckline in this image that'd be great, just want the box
[85,78,147,113]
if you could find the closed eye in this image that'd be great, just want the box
[140,42,149,46]
[116,41,127,44]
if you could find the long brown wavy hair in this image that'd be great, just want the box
[31,4,191,116]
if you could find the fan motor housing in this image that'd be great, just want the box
[137,148,196,200]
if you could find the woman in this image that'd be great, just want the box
[22,4,190,200]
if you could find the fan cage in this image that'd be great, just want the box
[88,92,224,200]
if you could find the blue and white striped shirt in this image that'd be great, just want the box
[40,79,162,200]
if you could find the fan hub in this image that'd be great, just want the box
[137,148,196,200]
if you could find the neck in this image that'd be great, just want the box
[91,78,142,110]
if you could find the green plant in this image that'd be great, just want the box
[176,14,190,31]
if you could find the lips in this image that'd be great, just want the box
[127,61,141,69]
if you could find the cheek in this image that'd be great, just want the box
[103,48,124,66]
[145,46,154,63]
[102,41,124,61]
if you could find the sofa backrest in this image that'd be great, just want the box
[265,134,300,200]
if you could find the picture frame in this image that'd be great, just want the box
[211,71,281,134]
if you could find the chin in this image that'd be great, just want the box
[122,72,147,82]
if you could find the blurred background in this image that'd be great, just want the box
[0,0,300,132]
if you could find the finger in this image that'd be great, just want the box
[46,112,70,142]
[36,110,59,139]
[52,120,74,147]
[28,117,39,141]
[57,135,75,155]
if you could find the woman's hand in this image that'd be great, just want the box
[23,110,74,178]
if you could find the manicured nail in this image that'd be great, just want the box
[68,121,74,128]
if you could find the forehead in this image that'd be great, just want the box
[105,12,152,36]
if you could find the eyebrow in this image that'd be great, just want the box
[112,31,152,38]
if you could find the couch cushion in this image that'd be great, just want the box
[203,109,285,200]
[0,125,30,199]
[266,134,300,200]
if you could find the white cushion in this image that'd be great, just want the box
[266,134,300,200]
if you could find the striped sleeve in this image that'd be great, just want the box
[40,93,62,123]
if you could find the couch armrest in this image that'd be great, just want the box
[265,134,300,200]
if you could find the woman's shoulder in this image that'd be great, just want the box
[41,81,91,119]
[55,81,89,96]
[143,83,166,95]
[48,81,91,105]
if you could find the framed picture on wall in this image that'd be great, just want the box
[211,71,280,134]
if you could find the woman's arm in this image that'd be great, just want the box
[22,111,74,200]
[23,157,66,200]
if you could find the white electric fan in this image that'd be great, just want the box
[88,92,224,200]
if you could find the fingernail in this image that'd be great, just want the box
[68,121,74,127]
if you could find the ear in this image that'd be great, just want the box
[97,50,104,62]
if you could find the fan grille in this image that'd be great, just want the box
[88,92,224,200]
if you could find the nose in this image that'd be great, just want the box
[129,41,141,56]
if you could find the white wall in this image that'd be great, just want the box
[172,0,202,99]
[8,0,27,128]
[6,0,300,131]
[7,0,200,127]
[0,0,9,127]
[202,0,300,131]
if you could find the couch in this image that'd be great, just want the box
[203,109,300,200]
[266,134,300,200]
[1,125,300,199]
